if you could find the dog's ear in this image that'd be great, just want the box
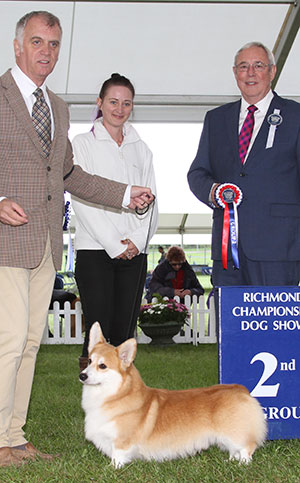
[117,338,137,369]
[88,322,106,353]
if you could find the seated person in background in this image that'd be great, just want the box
[147,246,204,302]
[157,245,166,264]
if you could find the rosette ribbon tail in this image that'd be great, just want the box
[229,202,239,269]
[215,183,243,270]
[222,203,230,269]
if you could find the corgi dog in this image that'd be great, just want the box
[79,322,266,468]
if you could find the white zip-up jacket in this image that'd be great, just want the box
[71,119,158,259]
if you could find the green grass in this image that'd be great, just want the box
[2,344,300,482]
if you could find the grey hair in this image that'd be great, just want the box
[234,42,275,67]
[15,11,62,49]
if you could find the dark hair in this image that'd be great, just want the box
[99,73,135,99]
[16,11,62,46]
[95,73,135,121]
[166,246,186,263]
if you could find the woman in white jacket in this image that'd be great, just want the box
[72,74,158,370]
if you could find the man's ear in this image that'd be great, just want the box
[14,38,21,58]
[232,65,238,80]
[270,64,277,83]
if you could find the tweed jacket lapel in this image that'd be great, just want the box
[1,69,49,158]
[47,87,61,160]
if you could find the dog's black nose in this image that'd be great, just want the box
[79,372,88,381]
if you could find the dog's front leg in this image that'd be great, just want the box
[111,445,135,468]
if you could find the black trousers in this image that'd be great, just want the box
[75,250,147,356]
[212,243,300,287]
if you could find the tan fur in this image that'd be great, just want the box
[80,323,266,468]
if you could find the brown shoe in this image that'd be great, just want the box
[11,442,55,461]
[79,356,89,371]
[0,446,24,467]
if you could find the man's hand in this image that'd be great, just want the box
[128,186,154,210]
[0,199,28,226]
[211,183,221,208]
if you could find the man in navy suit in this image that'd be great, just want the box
[188,41,300,287]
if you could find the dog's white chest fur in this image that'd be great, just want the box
[82,385,117,457]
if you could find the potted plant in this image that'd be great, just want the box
[138,295,190,345]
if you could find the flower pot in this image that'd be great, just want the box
[140,321,183,345]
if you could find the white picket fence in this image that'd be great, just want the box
[41,295,216,346]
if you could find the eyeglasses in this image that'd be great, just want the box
[170,262,184,267]
[235,61,272,73]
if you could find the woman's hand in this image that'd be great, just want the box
[128,187,154,210]
[115,239,139,260]
[174,289,191,297]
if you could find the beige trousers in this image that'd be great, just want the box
[0,236,55,447]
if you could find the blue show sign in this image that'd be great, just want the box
[219,286,300,440]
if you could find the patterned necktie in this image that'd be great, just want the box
[238,104,258,164]
[32,88,51,157]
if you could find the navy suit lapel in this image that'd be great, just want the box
[225,100,241,164]
[245,92,284,164]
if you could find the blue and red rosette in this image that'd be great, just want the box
[215,183,243,270]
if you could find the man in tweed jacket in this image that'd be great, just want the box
[0,11,153,467]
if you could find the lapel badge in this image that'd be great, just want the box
[267,113,282,126]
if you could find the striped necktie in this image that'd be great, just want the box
[238,104,258,164]
[32,88,51,157]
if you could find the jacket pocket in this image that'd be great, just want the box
[270,203,300,217]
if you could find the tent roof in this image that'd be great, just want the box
[156,213,212,235]
[1,1,299,122]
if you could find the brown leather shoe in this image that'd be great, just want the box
[79,356,89,371]
[0,446,24,467]
[11,442,54,461]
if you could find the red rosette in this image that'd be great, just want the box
[215,183,243,270]
[215,183,243,209]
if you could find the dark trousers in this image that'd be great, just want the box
[212,243,300,287]
[75,250,147,356]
